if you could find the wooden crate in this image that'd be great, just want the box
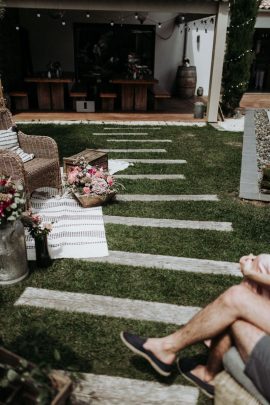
[63,149,108,174]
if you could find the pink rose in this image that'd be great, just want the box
[83,187,91,194]
[107,176,114,186]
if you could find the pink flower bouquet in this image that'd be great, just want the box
[65,158,122,207]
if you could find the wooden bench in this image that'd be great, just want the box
[100,92,117,111]
[9,91,29,111]
[69,84,87,110]
[150,85,171,110]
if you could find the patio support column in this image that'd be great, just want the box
[207,1,229,123]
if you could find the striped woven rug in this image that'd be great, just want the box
[26,188,108,260]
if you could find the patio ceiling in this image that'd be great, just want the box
[6,0,228,14]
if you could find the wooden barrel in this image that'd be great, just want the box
[176,66,197,98]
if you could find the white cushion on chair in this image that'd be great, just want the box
[0,127,35,163]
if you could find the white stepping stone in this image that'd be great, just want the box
[114,174,185,180]
[104,215,233,231]
[116,159,187,164]
[103,127,161,130]
[15,287,201,325]
[100,149,167,153]
[71,372,199,405]
[88,250,241,277]
[93,133,149,136]
[107,139,172,143]
[117,194,219,201]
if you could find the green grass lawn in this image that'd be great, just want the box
[1,122,268,403]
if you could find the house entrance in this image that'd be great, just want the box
[249,28,270,92]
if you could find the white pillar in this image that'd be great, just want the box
[207,1,229,123]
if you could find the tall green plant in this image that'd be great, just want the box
[221,0,261,115]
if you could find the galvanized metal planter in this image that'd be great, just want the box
[0,220,29,285]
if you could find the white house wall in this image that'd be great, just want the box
[255,12,270,28]
[185,17,215,96]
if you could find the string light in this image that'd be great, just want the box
[110,20,114,26]
[158,22,162,28]
[229,16,255,30]
[225,81,249,92]
[225,49,253,63]
[86,12,90,18]
[134,12,138,20]
[36,11,41,18]
[15,25,20,30]
[61,20,66,26]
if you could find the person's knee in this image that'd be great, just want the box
[221,285,248,310]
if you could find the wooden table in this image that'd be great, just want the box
[25,75,73,110]
[110,78,158,111]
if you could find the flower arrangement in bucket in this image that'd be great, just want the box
[21,211,53,268]
[66,158,123,207]
[0,175,25,226]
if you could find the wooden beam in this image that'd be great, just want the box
[6,0,223,14]
[207,2,229,123]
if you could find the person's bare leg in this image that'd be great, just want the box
[231,320,266,363]
[143,284,270,364]
[191,332,232,384]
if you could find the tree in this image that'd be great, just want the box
[221,0,261,116]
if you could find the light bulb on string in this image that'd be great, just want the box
[86,12,90,18]
[110,20,114,26]
[15,25,20,30]
[134,12,138,19]
[158,22,162,28]
[61,20,66,26]
[36,11,41,18]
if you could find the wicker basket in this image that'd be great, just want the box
[73,192,116,207]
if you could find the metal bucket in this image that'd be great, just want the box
[176,66,197,98]
[0,220,29,285]
[194,101,206,118]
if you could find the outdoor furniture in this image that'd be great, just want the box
[149,84,171,110]
[25,74,73,110]
[9,90,29,111]
[0,108,61,204]
[69,83,88,110]
[100,91,117,111]
[110,78,158,111]
[214,347,269,405]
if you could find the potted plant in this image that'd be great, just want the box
[65,158,123,207]
[0,346,72,405]
[21,211,53,268]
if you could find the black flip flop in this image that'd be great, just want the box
[120,331,173,377]
[177,357,215,399]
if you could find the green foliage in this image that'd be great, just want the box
[221,0,261,115]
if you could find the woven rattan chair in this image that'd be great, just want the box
[0,108,61,204]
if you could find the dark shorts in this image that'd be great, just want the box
[245,335,270,401]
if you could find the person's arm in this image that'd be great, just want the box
[242,268,270,287]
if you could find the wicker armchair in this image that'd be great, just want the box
[0,108,61,204]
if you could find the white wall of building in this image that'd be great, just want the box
[255,12,270,28]
[185,17,215,96]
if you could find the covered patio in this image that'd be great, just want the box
[2,0,229,122]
